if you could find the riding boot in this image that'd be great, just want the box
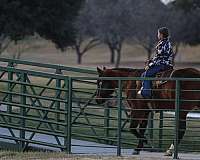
[137,87,144,98]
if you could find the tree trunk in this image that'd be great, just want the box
[174,43,180,63]
[108,43,115,64]
[147,48,152,60]
[115,42,122,68]
[77,54,82,64]
[0,38,11,55]
[110,49,115,64]
[75,45,82,64]
[174,43,180,56]
[115,49,121,68]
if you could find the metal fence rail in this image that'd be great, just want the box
[0,66,71,152]
[0,58,97,153]
[1,58,200,159]
[70,76,200,159]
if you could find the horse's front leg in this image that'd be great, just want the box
[130,110,149,155]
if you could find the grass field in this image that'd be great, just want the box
[1,39,200,69]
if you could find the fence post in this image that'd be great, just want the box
[104,104,110,144]
[55,69,62,130]
[174,80,180,159]
[65,77,72,154]
[117,79,122,156]
[159,111,163,149]
[149,111,154,145]
[7,62,14,123]
[20,72,26,150]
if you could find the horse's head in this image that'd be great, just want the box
[95,67,118,104]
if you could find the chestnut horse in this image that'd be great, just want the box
[95,67,200,156]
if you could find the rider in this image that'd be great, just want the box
[138,27,174,98]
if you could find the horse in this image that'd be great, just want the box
[95,66,200,156]
[96,67,150,154]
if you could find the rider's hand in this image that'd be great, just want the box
[145,66,149,70]
[145,60,149,65]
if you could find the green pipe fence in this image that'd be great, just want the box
[0,58,200,159]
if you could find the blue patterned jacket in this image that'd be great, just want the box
[148,38,174,67]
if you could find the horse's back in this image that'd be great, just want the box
[172,68,200,78]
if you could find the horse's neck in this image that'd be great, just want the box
[117,71,131,77]
[110,68,144,97]
[115,69,144,77]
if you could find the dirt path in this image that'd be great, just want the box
[1,151,200,160]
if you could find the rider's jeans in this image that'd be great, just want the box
[141,64,169,98]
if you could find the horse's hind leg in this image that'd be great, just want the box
[138,112,149,145]
[178,116,186,143]
[165,114,187,156]
[130,119,140,139]
[136,120,148,152]
[129,119,141,154]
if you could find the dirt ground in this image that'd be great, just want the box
[1,151,200,160]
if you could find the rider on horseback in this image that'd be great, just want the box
[138,27,174,98]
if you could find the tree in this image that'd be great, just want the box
[0,0,83,51]
[129,0,169,60]
[0,35,11,54]
[83,0,133,67]
[4,35,42,60]
[172,0,200,12]
[169,0,200,47]
[73,2,101,64]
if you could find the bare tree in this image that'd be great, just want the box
[86,0,134,67]
[72,1,101,64]
[72,36,101,64]
[0,35,11,54]
[73,3,101,64]
[5,35,44,60]
[167,1,200,60]
[128,0,169,60]
[166,8,184,58]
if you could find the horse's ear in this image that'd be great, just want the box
[97,67,103,75]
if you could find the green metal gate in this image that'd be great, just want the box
[1,58,200,159]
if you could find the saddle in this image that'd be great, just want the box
[154,67,174,87]
[136,67,174,96]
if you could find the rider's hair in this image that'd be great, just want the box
[158,27,169,38]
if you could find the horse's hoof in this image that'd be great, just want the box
[132,150,140,155]
[164,150,173,156]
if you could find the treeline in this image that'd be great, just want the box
[0,0,83,53]
[0,0,199,67]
